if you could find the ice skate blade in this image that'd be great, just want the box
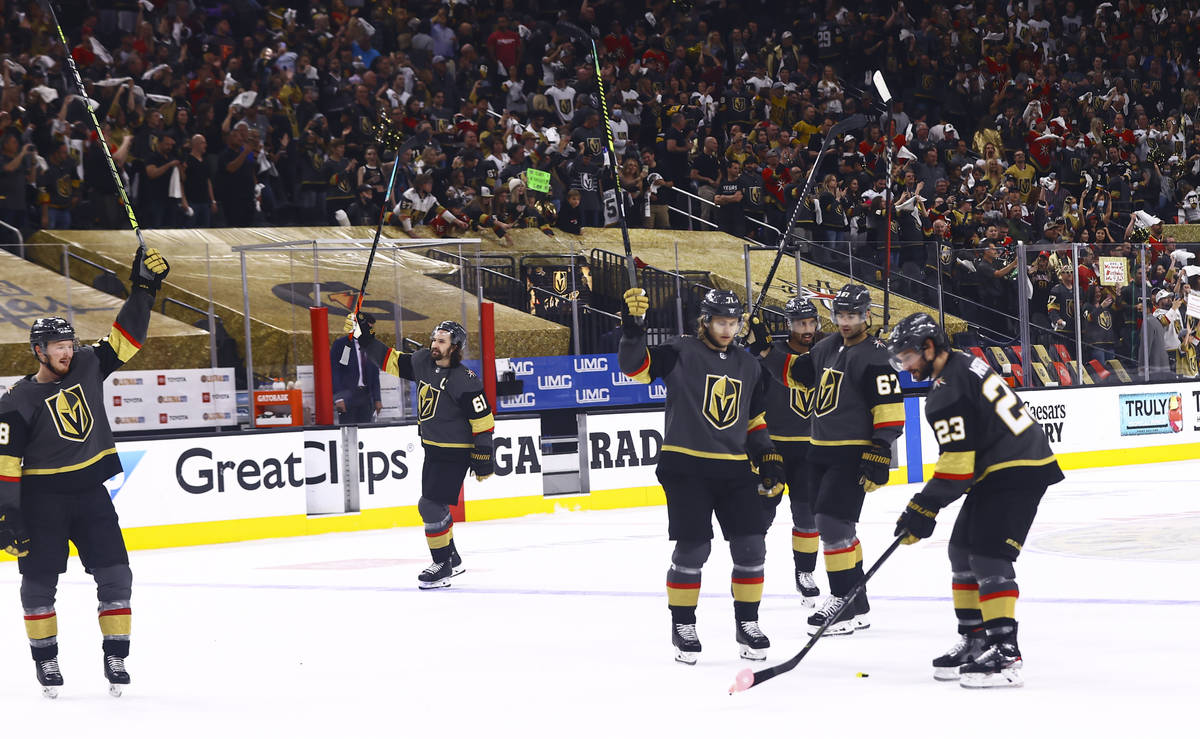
[960,669,1023,689]
[674,650,699,665]
[807,622,856,637]
[42,686,59,699]
[738,646,767,661]
[933,666,962,681]
[109,683,124,697]
[418,578,452,589]
[853,615,871,630]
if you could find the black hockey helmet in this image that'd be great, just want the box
[30,316,76,354]
[699,289,744,319]
[784,296,818,321]
[431,320,468,350]
[831,283,871,316]
[887,312,949,370]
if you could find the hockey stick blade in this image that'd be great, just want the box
[42,0,146,253]
[729,535,904,693]
[749,114,866,317]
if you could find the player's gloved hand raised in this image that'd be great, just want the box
[130,247,170,293]
[747,314,770,354]
[469,448,494,482]
[623,288,649,318]
[755,449,786,497]
[858,441,891,492]
[343,313,374,340]
[894,494,940,545]
[0,508,30,558]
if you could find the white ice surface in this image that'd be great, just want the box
[2,461,1197,736]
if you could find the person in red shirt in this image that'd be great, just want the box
[602,21,633,68]
[72,26,97,69]
[1077,247,1098,292]
[486,15,522,72]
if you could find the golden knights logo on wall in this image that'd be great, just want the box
[790,386,814,418]
[702,374,742,430]
[553,270,568,294]
[814,368,843,417]
[418,382,441,422]
[45,384,93,442]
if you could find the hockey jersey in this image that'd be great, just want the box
[764,333,905,462]
[362,341,494,451]
[619,332,773,476]
[1154,306,1183,351]
[919,351,1063,505]
[394,188,449,231]
[759,337,825,444]
[0,290,154,506]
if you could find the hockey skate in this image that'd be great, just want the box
[735,620,770,661]
[104,655,130,697]
[34,657,63,699]
[417,559,454,589]
[960,639,1023,689]
[852,591,871,631]
[671,622,702,665]
[806,595,857,636]
[794,569,820,608]
[449,543,465,577]
[932,632,988,681]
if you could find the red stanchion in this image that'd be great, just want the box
[480,300,497,410]
[310,307,335,426]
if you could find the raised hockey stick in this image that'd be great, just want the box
[728,534,904,693]
[557,22,640,303]
[43,0,145,253]
[344,117,406,355]
[749,114,866,317]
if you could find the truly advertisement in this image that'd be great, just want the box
[495,354,666,411]
[1119,392,1184,436]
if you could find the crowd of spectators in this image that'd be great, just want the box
[1,0,1199,371]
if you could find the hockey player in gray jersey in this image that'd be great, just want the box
[619,288,785,664]
[888,313,1063,688]
[349,314,494,589]
[747,296,826,606]
[762,284,904,636]
[0,247,169,698]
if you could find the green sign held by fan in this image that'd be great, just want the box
[526,168,551,193]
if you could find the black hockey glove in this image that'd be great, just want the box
[469,447,494,482]
[343,313,376,341]
[746,315,770,355]
[755,449,786,497]
[0,508,30,558]
[130,247,170,293]
[858,441,891,492]
[894,494,940,545]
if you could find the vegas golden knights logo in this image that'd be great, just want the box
[418,382,440,422]
[1099,311,1112,330]
[553,270,568,294]
[814,368,843,417]
[790,386,814,418]
[702,374,742,430]
[45,384,93,442]
[559,98,571,115]
[588,137,601,155]
[733,97,747,112]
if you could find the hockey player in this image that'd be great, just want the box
[618,287,785,665]
[762,284,904,636]
[887,313,1063,688]
[347,314,493,588]
[0,247,170,698]
[747,297,826,606]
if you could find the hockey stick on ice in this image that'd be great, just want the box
[43,0,145,253]
[343,117,405,359]
[728,534,904,693]
[749,113,866,317]
[557,21,641,309]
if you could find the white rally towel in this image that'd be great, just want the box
[168,165,182,199]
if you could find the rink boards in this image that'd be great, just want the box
[3,380,1198,556]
